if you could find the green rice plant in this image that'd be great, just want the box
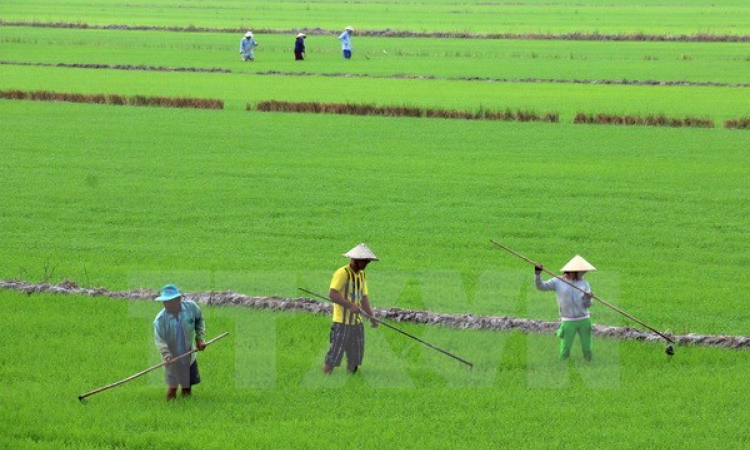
[3,60,749,124]
[0,100,747,335]
[3,290,750,449]
[3,26,750,86]
[2,0,750,35]
[0,1,748,447]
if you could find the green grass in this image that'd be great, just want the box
[2,26,750,85]
[2,1,750,448]
[2,0,750,35]
[3,290,750,449]
[1,100,748,335]
[2,64,750,123]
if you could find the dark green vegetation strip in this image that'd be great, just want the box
[3,20,749,42]
[0,89,223,109]
[255,100,558,122]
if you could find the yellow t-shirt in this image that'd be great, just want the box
[329,264,369,324]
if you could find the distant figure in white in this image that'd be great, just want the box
[240,31,259,61]
[339,26,354,59]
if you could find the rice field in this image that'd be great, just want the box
[4,290,750,449]
[1,0,749,448]
[3,0,750,35]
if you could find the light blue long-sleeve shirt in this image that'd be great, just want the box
[339,31,352,50]
[240,37,258,56]
[154,300,205,364]
[535,275,591,320]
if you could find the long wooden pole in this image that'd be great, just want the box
[490,240,675,344]
[298,288,474,369]
[78,331,229,401]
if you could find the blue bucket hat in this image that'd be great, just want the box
[155,284,182,302]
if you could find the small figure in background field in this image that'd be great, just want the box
[240,31,259,61]
[153,284,206,400]
[294,33,306,60]
[339,26,354,59]
[534,256,596,361]
[323,243,380,375]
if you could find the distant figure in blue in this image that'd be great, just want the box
[295,33,306,60]
[339,26,354,59]
[240,31,259,61]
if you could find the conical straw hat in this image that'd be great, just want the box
[343,243,379,261]
[560,255,596,272]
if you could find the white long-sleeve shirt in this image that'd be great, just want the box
[240,37,258,55]
[535,275,591,320]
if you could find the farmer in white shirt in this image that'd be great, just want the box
[535,255,596,361]
[240,31,259,61]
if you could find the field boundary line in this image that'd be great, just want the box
[3,279,749,349]
[0,88,223,109]
[3,61,749,89]
[2,21,750,42]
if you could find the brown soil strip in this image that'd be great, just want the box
[0,89,223,109]
[2,20,749,42]
[255,100,558,122]
[3,61,749,89]
[2,279,748,349]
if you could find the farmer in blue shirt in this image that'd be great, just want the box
[339,26,354,59]
[153,284,206,400]
[240,31,259,61]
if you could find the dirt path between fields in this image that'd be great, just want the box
[3,279,748,349]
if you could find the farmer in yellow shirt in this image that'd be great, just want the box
[322,243,379,374]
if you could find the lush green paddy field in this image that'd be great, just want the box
[2,1,749,449]
[3,291,750,450]
[3,0,750,35]
[2,64,750,123]
[2,26,750,84]
[1,100,748,334]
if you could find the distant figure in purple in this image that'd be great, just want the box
[295,33,306,60]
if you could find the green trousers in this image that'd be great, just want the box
[556,318,593,361]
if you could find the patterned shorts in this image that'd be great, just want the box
[324,322,365,367]
[165,360,200,388]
